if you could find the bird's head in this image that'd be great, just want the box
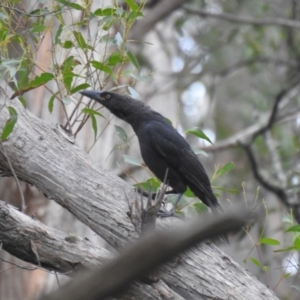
[80,90,145,122]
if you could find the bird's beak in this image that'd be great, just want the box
[80,90,101,100]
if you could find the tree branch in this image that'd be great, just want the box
[129,0,188,41]
[201,82,300,152]
[42,205,254,300]
[0,81,278,299]
[184,6,300,29]
[0,200,111,274]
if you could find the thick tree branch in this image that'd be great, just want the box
[0,200,111,273]
[43,205,253,300]
[184,6,300,29]
[0,82,278,299]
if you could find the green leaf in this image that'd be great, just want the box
[63,40,73,49]
[186,127,213,144]
[94,7,116,16]
[71,83,90,94]
[216,162,235,177]
[48,93,58,113]
[61,56,79,93]
[30,24,46,33]
[193,202,208,214]
[107,52,123,66]
[55,24,63,45]
[249,257,262,268]
[123,154,142,166]
[274,246,295,253]
[263,265,270,272]
[81,108,104,139]
[81,108,104,118]
[63,71,74,93]
[294,236,300,249]
[165,118,172,125]
[73,31,90,49]
[128,11,143,22]
[91,61,113,75]
[134,178,160,193]
[90,114,97,139]
[127,51,140,69]
[283,273,291,278]
[286,225,300,232]
[114,125,128,143]
[100,16,115,31]
[259,237,280,246]
[184,187,195,198]
[28,72,54,88]
[125,0,139,11]
[18,96,27,108]
[57,0,83,10]
[1,106,18,141]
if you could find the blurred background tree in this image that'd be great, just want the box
[1,0,300,299]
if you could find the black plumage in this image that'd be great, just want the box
[80,90,221,214]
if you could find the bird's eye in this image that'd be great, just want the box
[106,94,111,99]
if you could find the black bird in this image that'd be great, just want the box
[80,90,222,215]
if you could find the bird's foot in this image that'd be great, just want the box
[157,206,174,217]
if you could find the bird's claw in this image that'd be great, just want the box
[157,207,174,218]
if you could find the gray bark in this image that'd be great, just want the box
[0,199,111,273]
[0,81,278,299]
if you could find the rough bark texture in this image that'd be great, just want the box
[0,82,278,299]
[0,200,111,273]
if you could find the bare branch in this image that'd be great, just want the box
[184,6,300,29]
[214,57,298,77]
[0,4,67,18]
[251,78,300,141]
[201,82,300,152]
[129,0,187,41]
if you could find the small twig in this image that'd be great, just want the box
[239,142,288,205]
[0,4,67,18]
[239,142,300,223]
[0,141,26,212]
[251,78,300,141]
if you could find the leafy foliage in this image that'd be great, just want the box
[0,0,147,143]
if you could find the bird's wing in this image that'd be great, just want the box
[144,121,188,168]
[145,121,216,204]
